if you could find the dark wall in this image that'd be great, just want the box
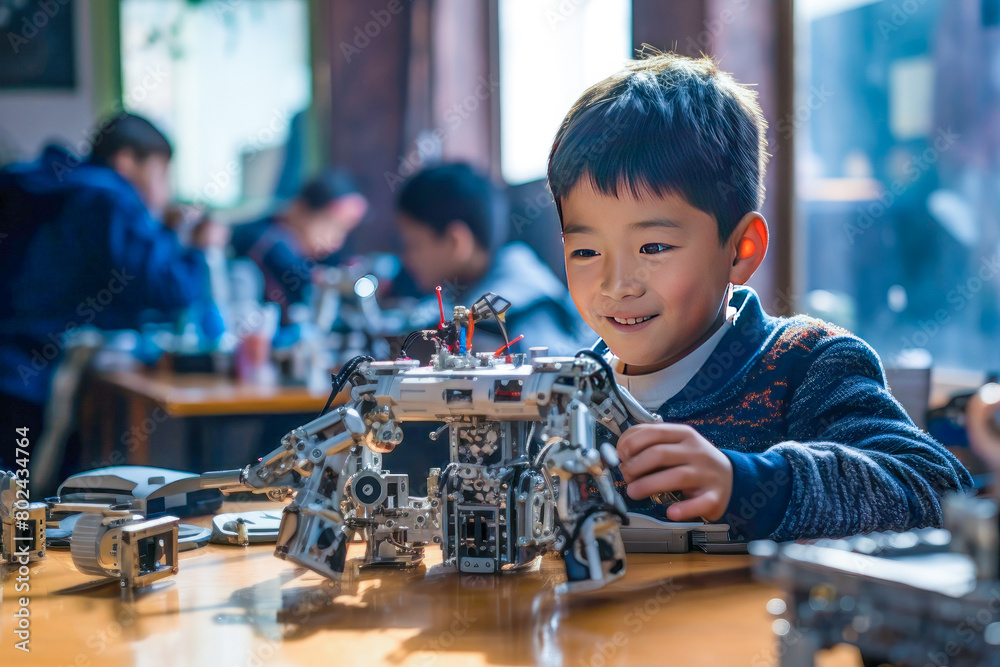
[322,0,414,255]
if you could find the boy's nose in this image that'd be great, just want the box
[601,259,645,300]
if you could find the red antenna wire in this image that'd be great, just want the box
[435,286,445,328]
[494,334,524,357]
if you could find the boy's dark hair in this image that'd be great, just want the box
[88,113,173,166]
[299,167,362,211]
[396,163,506,252]
[547,51,768,244]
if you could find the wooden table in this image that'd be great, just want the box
[0,503,861,667]
[80,370,341,468]
[92,370,334,418]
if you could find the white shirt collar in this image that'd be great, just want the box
[610,296,738,410]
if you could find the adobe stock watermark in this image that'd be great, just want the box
[897,247,1000,356]
[339,0,409,63]
[511,190,557,236]
[192,108,291,204]
[579,578,682,667]
[383,75,500,192]
[217,301,281,352]
[559,118,627,184]
[236,585,338,666]
[756,583,1000,667]
[49,66,170,182]
[878,0,934,41]
[923,585,1000,667]
[843,127,959,245]
[775,84,834,141]
[16,268,136,385]
[5,0,71,55]
[211,0,244,19]
[32,601,142,667]
[413,610,477,666]
[750,616,812,667]
[543,0,631,29]
[673,307,773,404]
[682,0,750,54]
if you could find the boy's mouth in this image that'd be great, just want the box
[605,314,658,332]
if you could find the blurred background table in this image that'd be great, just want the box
[78,370,342,473]
[0,501,861,667]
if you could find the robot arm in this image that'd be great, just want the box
[199,405,368,499]
[572,349,684,508]
[200,405,369,580]
[537,395,628,593]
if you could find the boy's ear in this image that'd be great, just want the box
[445,220,477,262]
[109,147,139,178]
[728,212,768,285]
[332,193,368,222]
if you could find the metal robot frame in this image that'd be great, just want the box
[200,292,673,593]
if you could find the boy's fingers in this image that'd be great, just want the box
[625,465,697,500]
[617,444,690,482]
[665,492,722,522]
[617,423,695,458]
[967,384,1000,469]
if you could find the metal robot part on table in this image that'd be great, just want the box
[0,471,180,589]
[752,500,1000,667]
[753,383,1000,666]
[199,290,740,593]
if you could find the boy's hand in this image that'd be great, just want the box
[966,383,1000,472]
[617,423,733,522]
[191,217,230,249]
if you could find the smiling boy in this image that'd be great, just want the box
[547,52,971,541]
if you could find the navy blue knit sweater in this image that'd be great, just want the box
[608,286,973,542]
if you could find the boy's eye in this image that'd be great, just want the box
[570,249,599,258]
[639,243,674,255]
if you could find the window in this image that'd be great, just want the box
[498,0,631,185]
[120,0,311,209]
[795,0,999,372]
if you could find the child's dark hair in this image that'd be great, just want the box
[396,163,506,252]
[299,168,361,211]
[88,113,173,166]
[547,51,768,244]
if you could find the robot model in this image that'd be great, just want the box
[201,291,671,593]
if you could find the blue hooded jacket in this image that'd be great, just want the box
[0,146,208,404]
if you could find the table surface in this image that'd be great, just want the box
[0,502,861,667]
[94,370,335,417]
